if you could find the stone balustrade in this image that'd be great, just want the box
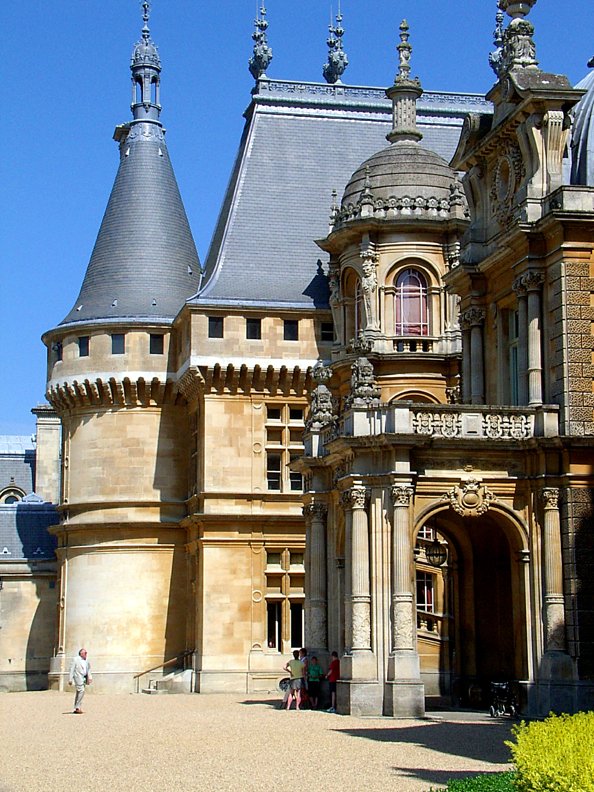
[305,402,559,457]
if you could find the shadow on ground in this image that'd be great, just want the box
[393,767,514,788]
[336,720,514,763]
[240,698,283,709]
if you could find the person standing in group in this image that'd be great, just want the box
[326,650,340,713]
[284,649,305,710]
[68,647,92,714]
[307,655,324,709]
[299,647,309,695]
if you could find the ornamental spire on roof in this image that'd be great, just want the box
[323,5,349,84]
[249,6,273,80]
[488,3,506,77]
[385,20,423,144]
[498,0,539,74]
[131,1,162,122]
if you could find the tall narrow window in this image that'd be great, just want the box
[111,333,125,355]
[266,453,282,490]
[416,571,435,613]
[265,404,304,492]
[320,321,334,342]
[208,317,224,338]
[290,602,304,648]
[149,333,164,355]
[267,602,282,650]
[284,319,299,341]
[246,318,262,340]
[395,269,429,336]
[78,336,90,357]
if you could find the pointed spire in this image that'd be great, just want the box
[488,2,506,77]
[498,0,539,74]
[249,6,273,81]
[130,1,162,122]
[385,21,423,144]
[323,5,349,85]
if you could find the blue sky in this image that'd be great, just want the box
[2,1,592,435]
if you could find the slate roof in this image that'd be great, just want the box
[0,437,36,495]
[571,66,594,186]
[0,500,57,560]
[60,121,201,328]
[195,80,491,310]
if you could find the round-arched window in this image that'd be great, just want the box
[395,269,429,336]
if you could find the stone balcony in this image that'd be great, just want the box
[305,402,560,457]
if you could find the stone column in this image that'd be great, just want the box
[462,307,485,404]
[513,277,529,405]
[525,271,544,406]
[341,491,353,652]
[541,488,566,652]
[391,485,415,651]
[303,502,328,652]
[461,322,472,403]
[386,483,424,717]
[349,486,371,651]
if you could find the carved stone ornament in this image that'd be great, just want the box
[347,486,368,510]
[490,144,525,224]
[305,382,337,431]
[303,502,328,520]
[542,487,560,510]
[459,306,486,330]
[345,357,381,408]
[347,335,374,355]
[443,477,497,517]
[391,485,414,507]
[312,359,332,384]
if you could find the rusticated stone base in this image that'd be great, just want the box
[337,679,384,716]
[384,681,426,718]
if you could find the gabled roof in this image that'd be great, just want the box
[195,79,491,310]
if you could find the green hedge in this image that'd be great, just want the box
[429,772,516,791]
[506,711,594,792]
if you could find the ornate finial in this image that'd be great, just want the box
[141,1,151,40]
[323,6,349,85]
[249,6,273,81]
[130,0,161,121]
[385,21,423,144]
[396,19,414,83]
[488,3,506,77]
[498,0,538,73]
[329,189,339,229]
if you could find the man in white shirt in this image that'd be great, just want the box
[68,648,92,714]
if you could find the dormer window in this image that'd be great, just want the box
[395,269,429,336]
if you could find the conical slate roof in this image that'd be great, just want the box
[60,124,200,326]
[60,6,200,327]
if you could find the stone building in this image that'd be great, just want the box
[5,1,592,715]
[301,1,594,716]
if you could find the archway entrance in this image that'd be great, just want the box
[416,509,528,708]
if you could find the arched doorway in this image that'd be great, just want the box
[415,507,529,707]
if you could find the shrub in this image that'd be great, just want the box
[428,771,516,790]
[506,711,594,792]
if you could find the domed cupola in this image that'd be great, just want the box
[570,57,594,186]
[332,21,468,231]
[58,1,201,327]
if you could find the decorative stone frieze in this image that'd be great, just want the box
[483,412,530,439]
[47,375,180,410]
[413,411,461,438]
[443,477,497,517]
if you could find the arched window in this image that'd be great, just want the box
[395,269,429,336]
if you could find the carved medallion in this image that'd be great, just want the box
[443,477,496,517]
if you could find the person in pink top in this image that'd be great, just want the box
[326,651,340,713]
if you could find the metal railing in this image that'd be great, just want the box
[133,650,194,693]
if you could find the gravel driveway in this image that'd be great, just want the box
[0,692,515,792]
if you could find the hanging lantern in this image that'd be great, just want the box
[425,538,447,568]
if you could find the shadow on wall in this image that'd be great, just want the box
[571,487,594,679]
[14,499,58,690]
